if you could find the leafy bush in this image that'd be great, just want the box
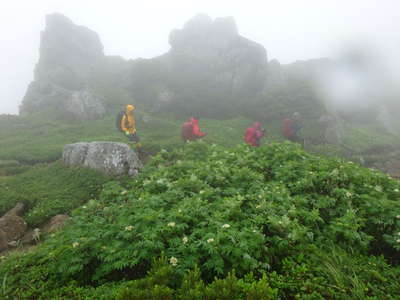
[0,142,399,299]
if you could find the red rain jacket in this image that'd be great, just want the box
[282,118,295,138]
[244,122,264,147]
[181,118,206,141]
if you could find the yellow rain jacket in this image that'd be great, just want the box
[121,105,136,134]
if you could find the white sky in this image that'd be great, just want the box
[1,0,399,114]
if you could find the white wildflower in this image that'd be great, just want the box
[397,239,400,243]
[345,192,352,198]
[394,189,399,193]
[167,222,176,227]
[207,238,214,243]
[125,225,134,231]
[170,257,178,266]
[396,215,400,219]
[82,205,87,209]
[182,236,188,244]
[121,190,128,195]
[72,242,79,248]
[222,224,230,229]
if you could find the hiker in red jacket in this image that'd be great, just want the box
[181,117,206,142]
[244,122,265,147]
[282,112,302,142]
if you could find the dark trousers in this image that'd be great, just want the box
[127,133,140,143]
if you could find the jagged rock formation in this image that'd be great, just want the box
[21,13,270,118]
[63,142,142,176]
[20,13,106,119]
[166,14,268,96]
[120,14,269,115]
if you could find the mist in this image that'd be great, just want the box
[1,0,400,114]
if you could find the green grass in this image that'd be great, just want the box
[0,162,109,226]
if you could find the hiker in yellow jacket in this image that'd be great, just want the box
[121,104,140,144]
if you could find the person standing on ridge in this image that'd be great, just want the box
[119,104,140,147]
[244,122,265,147]
[181,117,206,142]
[282,112,303,143]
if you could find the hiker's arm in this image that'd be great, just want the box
[120,115,128,132]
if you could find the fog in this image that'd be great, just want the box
[1,0,400,114]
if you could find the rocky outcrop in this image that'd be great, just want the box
[0,203,27,251]
[63,142,142,176]
[166,14,268,97]
[20,13,106,119]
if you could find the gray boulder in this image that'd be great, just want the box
[63,142,142,176]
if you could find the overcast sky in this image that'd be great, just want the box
[1,0,399,114]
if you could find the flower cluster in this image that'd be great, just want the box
[170,257,178,266]
[125,225,134,231]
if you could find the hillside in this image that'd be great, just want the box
[0,12,400,300]
[0,142,399,299]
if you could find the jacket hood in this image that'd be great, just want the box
[253,122,262,129]
[126,104,135,112]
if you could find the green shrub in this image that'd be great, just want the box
[0,142,399,299]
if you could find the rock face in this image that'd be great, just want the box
[20,13,106,119]
[63,142,142,176]
[0,203,27,251]
[166,14,268,97]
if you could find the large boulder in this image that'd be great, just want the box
[20,13,106,119]
[63,142,142,176]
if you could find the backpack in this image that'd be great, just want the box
[181,122,194,140]
[116,111,126,132]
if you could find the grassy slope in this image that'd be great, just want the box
[0,142,399,299]
[0,162,110,227]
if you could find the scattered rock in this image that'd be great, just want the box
[21,228,41,245]
[0,204,27,251]
[42,214,70,234]
[0,230,9,252]
[3,202,25,217]
[63,142,142,176]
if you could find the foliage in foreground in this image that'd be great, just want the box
[0,142,399,299]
